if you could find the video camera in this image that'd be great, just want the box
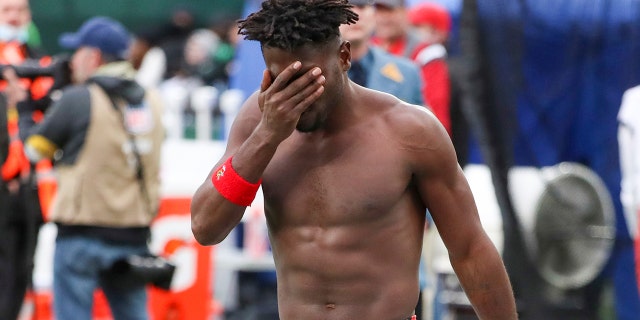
[0,54,72,93]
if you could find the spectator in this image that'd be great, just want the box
[156,4,196,79]
[340,0,423,106]
[207,16,240,91]
[134,4,196,81]
[8,16,165,319]
[0,0,54,318]
[129,28,166,89]
[182,28,221,85]
[407,2,471,166]
[407,1,452,135]
[407,2,451,47]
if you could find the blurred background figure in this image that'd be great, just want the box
[158,27,219,141]
[340,0,423,105]
[133,9,240,142]
[138,4,196,81]
[407,1,470,167]
[371,0,419,56]
[181,28,224,87]
[130,28,166,89]
[206,16,239,92]
[157,4,196,80]
[10,16,164,319]
[0,0,55,318]
[181,28,220,84]
[618,85,640,289]
[408,2,451,48]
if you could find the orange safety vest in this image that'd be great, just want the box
[0,41,56,221]
[1,109,29,181]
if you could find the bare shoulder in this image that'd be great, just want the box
[372,92,450,152]
[361,90,456,174]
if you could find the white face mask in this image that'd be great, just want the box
[0,24,28,43]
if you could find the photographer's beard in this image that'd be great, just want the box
[0,24,28,43]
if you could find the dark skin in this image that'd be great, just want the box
[191,38,517,320]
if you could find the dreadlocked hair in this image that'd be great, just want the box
[238,0,359,51]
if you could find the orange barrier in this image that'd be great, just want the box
[149,197,220,319]
[92,290,113,319]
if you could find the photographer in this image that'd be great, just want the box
[0,0,59,318]
[10,16,164,319]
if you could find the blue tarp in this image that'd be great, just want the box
[465,0,640,232]
[463,0,640,317]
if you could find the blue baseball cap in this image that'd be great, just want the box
[59,16,131,59]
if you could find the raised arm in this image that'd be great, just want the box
[190,61,326,245]
[412,109,517,319]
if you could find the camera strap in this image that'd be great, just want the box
[0,94,8,165]
[100,88,153,216]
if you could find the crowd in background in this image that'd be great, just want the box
[125,0,455,146]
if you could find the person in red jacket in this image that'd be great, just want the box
[372,0,452,136]
[407,2,452,134]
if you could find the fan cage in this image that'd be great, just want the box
[532,162,616,290]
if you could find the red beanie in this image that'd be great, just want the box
[408,2,452,34]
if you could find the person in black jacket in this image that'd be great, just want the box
[0,0,51,318]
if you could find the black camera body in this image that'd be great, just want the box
[0,54,72,116]
[0,54,72,92]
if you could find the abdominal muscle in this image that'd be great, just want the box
[270,216,422,320]
[261,122,426,319]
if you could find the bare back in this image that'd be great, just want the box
[246,88,438,319]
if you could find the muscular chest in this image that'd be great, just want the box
[262,133,412,227]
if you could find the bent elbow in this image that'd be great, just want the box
[191,229,214,246]
[191,216,223,246]
[190,206,211,245]
[190,190,242,246]
[191,209,233,246]
[190,191,220,245]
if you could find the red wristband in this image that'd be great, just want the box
[212,157,262,206]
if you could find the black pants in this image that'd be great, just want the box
[415,290,423,320]
[0,183,43,319]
